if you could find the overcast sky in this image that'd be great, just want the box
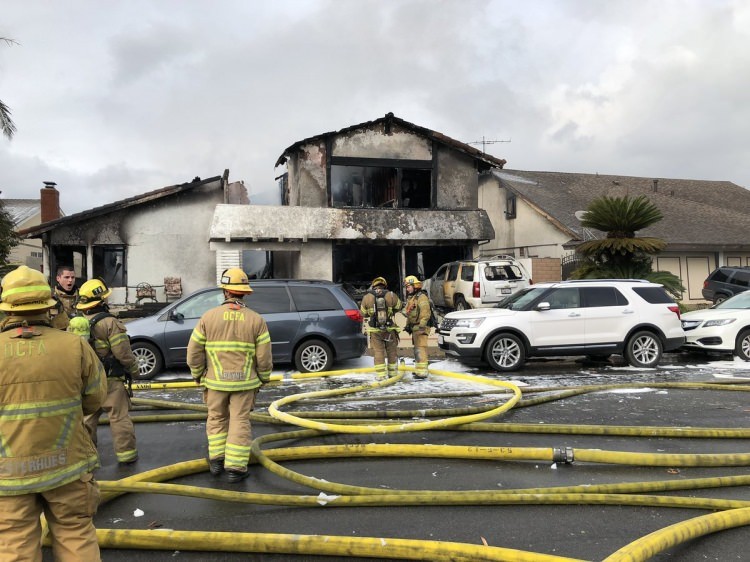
[1,0,749,215]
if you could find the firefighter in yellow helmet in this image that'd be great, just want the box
[0,266,106,561]
[360,276,402,379]
[77,278,140,465]
[187,268,273,483]
[403,275,432,379]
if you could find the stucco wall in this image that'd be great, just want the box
[435,149,477,209]
[332,126,431,159]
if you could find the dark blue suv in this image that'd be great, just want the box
[702,267,750,304]
[126,280,367,379]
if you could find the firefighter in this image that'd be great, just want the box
[360,276,402,379]
[77,278,140,465]
[187,268,273,483]
[403,275,432,379]
[0,265,106,562]
[49,265,78,330]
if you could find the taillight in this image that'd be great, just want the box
[703,280,709,289]
[668,305,681,320]
[473,282,480,298]
[345,309,363,323]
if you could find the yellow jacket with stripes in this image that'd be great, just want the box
[84,312,139,378]
[186,299,273,391]
[0,315,106,495]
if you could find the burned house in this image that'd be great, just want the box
[209,112,504,295]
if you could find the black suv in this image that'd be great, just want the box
[702,266,750,304]
[126,279,368,379]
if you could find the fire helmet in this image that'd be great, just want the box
[371,277,387,288]
[76,278,112,310]
[403,275,422,289]
[0,265,57,312]
[219,268,253,294]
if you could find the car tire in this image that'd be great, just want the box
[295,339,334,373]
[453,296,469,311]
[130,341,163,380]
[624,331,662,368]
[713,294,728,305]
[734,329,750,361]
[485,333,525,372]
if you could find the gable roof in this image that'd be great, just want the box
[275,112,507,170]
[495,169,750,249]
[20,174,225,238]
[2,199,41,228]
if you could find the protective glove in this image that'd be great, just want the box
[404,325,412,335]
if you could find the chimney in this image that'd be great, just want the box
[652,179,659,192]
[40,181,61,222]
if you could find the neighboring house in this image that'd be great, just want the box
[208,112,504,295]
[478,169,750,302]
[3,196,48,270]
[20,172,244,305]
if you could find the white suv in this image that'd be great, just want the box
[437,280,685,371]
[425,256,531,311]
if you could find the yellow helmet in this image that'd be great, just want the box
[371,277,387,288]
[76,278,112,310]
[404,275,422,289]
[0,265,56,312]
[219,268,253,294]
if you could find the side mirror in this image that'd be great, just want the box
[168,310,184,322]
[536,301,551,311]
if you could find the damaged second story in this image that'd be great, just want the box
[210,112,507,294]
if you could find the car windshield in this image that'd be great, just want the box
[714,291,750,309]
[496,287,548,310]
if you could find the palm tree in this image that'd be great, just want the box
[1,38,18,140]
[571,194,684,298]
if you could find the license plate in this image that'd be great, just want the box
[437,335,444,345]
[501,288,511,294]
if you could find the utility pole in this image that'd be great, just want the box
[468,136,511,154]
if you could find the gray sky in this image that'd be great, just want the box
[1,0,749,215]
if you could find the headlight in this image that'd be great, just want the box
[703,318,736,327]
[453,318,485,328]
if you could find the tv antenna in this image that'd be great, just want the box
[468,136,511,154]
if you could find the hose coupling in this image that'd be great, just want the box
[552,446,574,464]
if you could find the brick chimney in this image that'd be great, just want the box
[40,181,61,222]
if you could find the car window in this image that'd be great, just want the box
[499,287,547,310]
[709,269,730,283]
[631,286,674,304]
[715,291,750,309]
[543,287,580,309]
[244,286,292,314]
[582,286,628,307]
[433,264,448,281]
[731,271,750,287]
[290,286,341,312]
[447,263,460,282]
[174,290,223,319]
[460,265,474,281]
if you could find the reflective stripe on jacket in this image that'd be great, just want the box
[186,300,273,391]
[404,292,431,330]
[0,317,106,495]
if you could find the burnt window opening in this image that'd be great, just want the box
[505,194,517,219]
[331,164,432,209]
[93,246,126,287]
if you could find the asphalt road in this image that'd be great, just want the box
[46,353,750,561]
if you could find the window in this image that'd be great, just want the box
[331,161,432,209]
[582,287,629,307]
[447,263,460,282]
[544,288,580,309]
[245,287,292,314]
[731,271,750,287]
[175,290,224,319]
[290,286,341,312]
[93,246,125,287]
[460,265,475,282]
[632,287,672,304]
[505,195,517,219]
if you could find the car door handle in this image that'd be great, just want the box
[622,309,634,314]
[568,312,581,317]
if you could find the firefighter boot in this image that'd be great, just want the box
[209,457,224,476]
[226,469,249,483]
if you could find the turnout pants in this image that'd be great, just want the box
[84,378,138,463]
[369,330,399,377]
[0,474,101,562]
[205,388,258,472]
[412,329,430,377]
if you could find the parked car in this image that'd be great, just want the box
[702,266,750,304]
[126,279,367,379]
[681,290,750,360]
[424,255,531,312]
[437,279,685,372]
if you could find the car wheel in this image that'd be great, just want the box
[624,331,662,368]
[295,339,334,373]
[734,329,750,361]
[454,296,469,311]
[485,333,525,372]
[130,341,163,380]
[713,294,728,305]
